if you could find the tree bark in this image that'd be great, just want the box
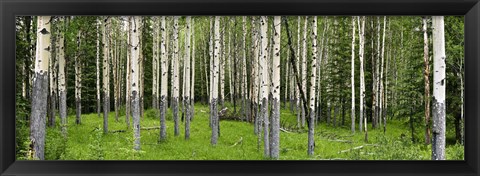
[159,16,168,141]
[432,16,446,160]
[172,16,180,136]
[30,16,51,160]
[131,16,142,151]
[96,18,101,118]
[102,17,110,133]
[351,16,356,133]
[259,16,270,157]
[422,16,431,144]
[57,17,67,136]
[270,16,281,159]
[308,16,318,156]
[358,17,366,133]
[75,30,82,125]
[184,16,192,140]
[211,16,221,145]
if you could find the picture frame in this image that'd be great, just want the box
[1,0,478,175]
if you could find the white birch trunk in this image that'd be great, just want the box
[131,16,142,151]
[351,16,356,133]
[259,16,270,157]
[96,18,101,117]
[432,16,446,160]
[159,16,168,141]
[308,16,318,156]
[379,16,386,130]
[211,16,221,145]
[152,17,159,110]
[75,30,82,125]
[184,16,192,140]
[57,17,67,136]
[301,16,308,128]
[30,16,51,160]
[102,17,109,133]
[270,16,281,159]
[358,16,366,134]
[172,16,180,136]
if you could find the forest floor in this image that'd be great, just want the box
[17,103,464,160]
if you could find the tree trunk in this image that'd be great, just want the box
[191,17,196,119]
[30,16,51,160]
[57,17,67,136]
[125,17,131,129]
[259,16,270,157]
[422,16,431,144]
[270,16,281,159]
[351,16,356,133]
[301,16,308,128]
[358,17,366,134]
[159,16,168,141]
[242,16,249,122]
[251,17,260,136]
[379,16,386,132]
[172,16,180,136]
[152,17,159,110]
[48,26,57,128]
[184,16,192,140]
[432,16,446,160]
[308,16,318,156]
[102,17,110,133]
[96,18,101,118]
[131,16,142,151]
[75,30,82,125]
[211,16,221,145]
[296,16,301,128]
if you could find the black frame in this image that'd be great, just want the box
[1,0,479,175]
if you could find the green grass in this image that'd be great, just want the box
[18,103,464,160]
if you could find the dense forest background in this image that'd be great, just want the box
[15,16,464,160]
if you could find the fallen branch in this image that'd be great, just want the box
[338,145,364,153]
[327,139,352,143]
[109,126,161,133]
[229,137,243,147]
[280,128,293,133]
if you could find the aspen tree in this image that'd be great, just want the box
[259,16,270,157]
[30,16,51,160]
[211,16,221,145]
[184,16,192,139]
[96,18,101,117]
[251,17,260,135]
[270,16,281,159]
[48,22,57,127]
[422,16,431,144]
[379,16,386,129]
[159,16,167,141]
[131,16,142,151]
[308,16,318,156]
[57,17,67,136]
[351,16,356,133]
[432,16,446,160]
[102,17,110,133]
[172,16,180,136]
[301,16,308,127]
[125,17,131,129]
[358,16,366,134]
[75,30,82,125]
[242,16,249,121]
[296,16,301,127]
[191,17,196,118]
[152,17,159,110]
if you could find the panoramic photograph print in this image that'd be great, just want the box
[15,16,464,160]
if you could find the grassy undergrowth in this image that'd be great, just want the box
[17,103,464,160]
